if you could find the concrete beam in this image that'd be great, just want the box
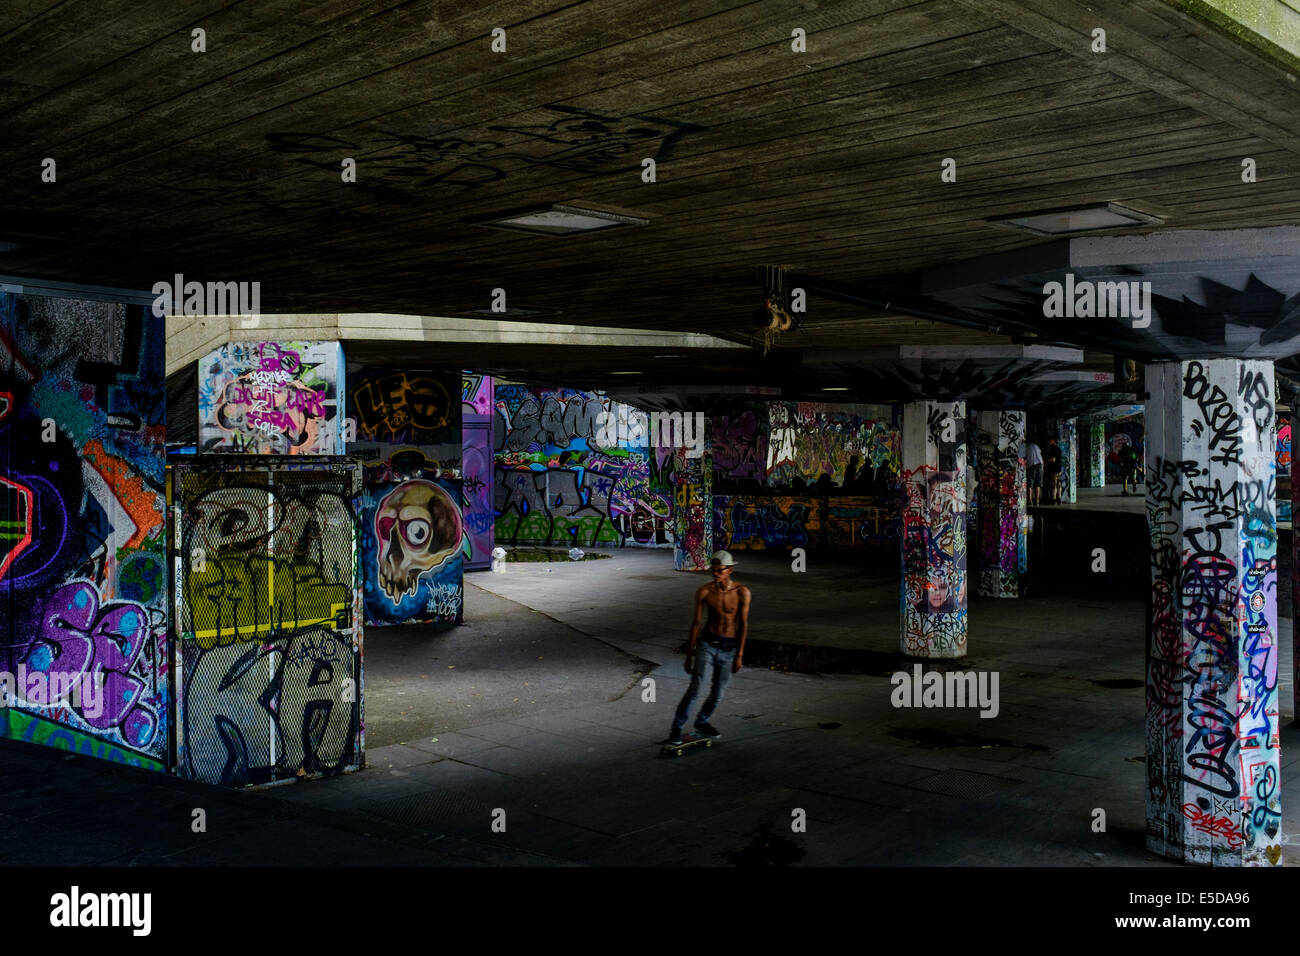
[165,313,748,378]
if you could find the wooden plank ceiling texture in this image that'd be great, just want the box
[3,0,1299,387]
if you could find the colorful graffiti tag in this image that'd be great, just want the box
[198,340,344,454]
[462,372,494,417]
[352,368,454,446]
[712,495,899,550]
[1276,413,1290,471]
[0,293,168,770]
[493,386,673,549]
[713,496,820,550]
[174,461,363,787]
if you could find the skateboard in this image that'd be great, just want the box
[661,733,718,757]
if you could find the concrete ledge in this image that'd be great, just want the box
[165,313,747,377]
[1167,0,1300,74]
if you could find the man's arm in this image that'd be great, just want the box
[686,586,707,673]
[733,587,751,672]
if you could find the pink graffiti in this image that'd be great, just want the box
[258,342,301,375]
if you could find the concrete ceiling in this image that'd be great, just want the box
[6,0,1300,401]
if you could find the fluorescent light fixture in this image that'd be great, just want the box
[470,204,649,236]
[608,371,642,375]
[822,386,850,391]
[988,202,1163,236]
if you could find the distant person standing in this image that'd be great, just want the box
[1023,437,1044,506]
[667,551,751,746]
[1120,443,1140,495]
[1043,437,1062,505]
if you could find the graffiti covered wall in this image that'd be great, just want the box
[712,495,899,550]
[714,402,901,552]
[348,368,463,626]
[493,385,673,549]
[173,458,363,786]
[1105,417,1144,483]
[765,402,899,488]
[712,405,768,483]
[198,340,345,454]
[0,293,169,770]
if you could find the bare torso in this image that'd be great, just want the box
[698,580,748,636]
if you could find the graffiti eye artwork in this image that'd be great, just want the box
[402,518,431,547]
[375,479,463,604]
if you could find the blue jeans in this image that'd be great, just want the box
[672,642,736,734]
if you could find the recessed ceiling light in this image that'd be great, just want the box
[988,202,1163,236]
[470,204,649,236]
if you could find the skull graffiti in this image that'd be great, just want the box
[374,480,462,604]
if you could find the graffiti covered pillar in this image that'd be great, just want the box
[1294,410,1300,724]
[349,367,464,626]
[1146,359,1280,866]
[671,423,712,570]
[1081,421,1106,488]
[1046,418,1077,503]
[900,401,968,658]
[974,410,1026,598]
[174,457,365,786]
[197,340,345,454]
[462,372,495,572]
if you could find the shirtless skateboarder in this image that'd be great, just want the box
[666,550,752,746]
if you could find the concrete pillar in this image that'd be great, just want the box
[974,410,1026,598]
[671,425,713,571]
[1080,421,1106,488]
[900,401,968,658]
[1046,418,1078,503]
[1146,359,1281,866]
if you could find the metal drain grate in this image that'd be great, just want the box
[904,769,1022,800]
[366,790,491,828]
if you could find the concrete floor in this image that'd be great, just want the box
[1035,485,1147,513]
[4,535,1295,867]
